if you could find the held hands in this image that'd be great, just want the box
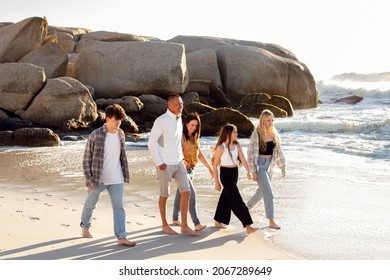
[215,181,221,192]
[158,163,167,170]
[281,168,286,177]
[246,172,252,180]
[87,184,96,190]
[251,172,257,181]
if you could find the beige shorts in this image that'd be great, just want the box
[157,162,190,197]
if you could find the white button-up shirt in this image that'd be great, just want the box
[148,109,184,166]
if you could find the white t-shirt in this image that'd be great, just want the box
[102,131,124,185]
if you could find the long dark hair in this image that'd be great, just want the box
[183,113,201,142]
[211,123,239,165]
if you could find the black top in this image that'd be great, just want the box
[259,141,275,155]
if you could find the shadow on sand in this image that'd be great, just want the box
[0,226,247,260]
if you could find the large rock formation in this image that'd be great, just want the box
[18,42,68,78]
[216,44,316,109]
[0,16,320,139]
[0,63,46,112]
[0,17,48,62]
[17,77,97,128]
[71,39,189,98]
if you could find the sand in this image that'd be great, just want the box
[0,143,298,260]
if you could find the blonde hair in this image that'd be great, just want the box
[257,109,279,152]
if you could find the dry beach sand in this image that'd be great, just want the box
[0,142,298,260]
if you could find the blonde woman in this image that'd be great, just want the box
[247,109,286,229]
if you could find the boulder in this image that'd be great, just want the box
[78,30,149,42]
[0,17,48,63]
[120,115,139,134]
[169,35,297,60]
[0,130,13,146]
[200,107,254,137]
[216,44,317,109]
[55,31,76,53]
[269,95,294,116]
[13,127,60,147]
[18,42,69,78]
[95,96,144,114]
[0,63,46,112]
[181,91,200,106]
[17,77,98,128]
[48,25,90,42]
[185,48,222,92]
[244,103,288,118]
[137,94,167,118]
[334,95,363,104]
[71,40,188,98]
[184,102,216,115]
[238,93,271,114]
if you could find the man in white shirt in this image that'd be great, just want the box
[148,94,199,236]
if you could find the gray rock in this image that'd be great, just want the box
[216,44,317,109]
[18,42,69,78]
[17,77,97,128]
[71,40,188,98]
[200,107,254,137]
[0,63,46,112]
[95,96,144,113]
[0,17,48,63]
[0,130,13,146]
[13,128,60,147]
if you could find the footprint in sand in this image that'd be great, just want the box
[144,214,156,218]
[136,222,143,225]
[44,203,54,207]
[16,210,23,213]
[29,216,40,220]
[61,224,70,227]
[45,194,52,197]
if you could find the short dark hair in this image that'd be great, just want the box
[167,93,181,102]
[105,104,126,120]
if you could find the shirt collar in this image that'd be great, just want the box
[166,109,180,120]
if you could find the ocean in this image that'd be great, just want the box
[174,75,390,260]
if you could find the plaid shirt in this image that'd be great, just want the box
[247,130,286,174]
[82,124,130,187]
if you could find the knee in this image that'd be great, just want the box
[180,191,190,198]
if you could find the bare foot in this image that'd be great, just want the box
[181,225,200,236]
[195,224,207,231]
[117,238,137,247]
[172,220,181,226]
[82,227,93,238]
[162,225,178,235]
[214,221,227,229]
[269,222,281,229]
[246,226,258,235]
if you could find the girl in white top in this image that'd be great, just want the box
[211,124,258,235]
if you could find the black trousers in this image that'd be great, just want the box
[214,166,253,227]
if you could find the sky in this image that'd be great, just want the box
[2,0,390,80]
